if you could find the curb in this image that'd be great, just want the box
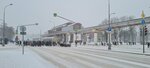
[97,48,150,56]
[75,45,150,56]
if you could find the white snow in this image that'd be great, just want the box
[67,49,150,67]
[1,43,150,68]
[72,44,150,54]
[0,45,55,68]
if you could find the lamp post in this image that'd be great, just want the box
[2,3,13,46]
[53,13,76,23]
[53,13,78,46]
[107,0,115,50]
[107,0,111,50]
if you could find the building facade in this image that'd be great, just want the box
[43,17,150,45]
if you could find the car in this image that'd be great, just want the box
[58,43,71,47]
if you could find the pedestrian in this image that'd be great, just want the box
[75,40,77,47]
[148,42,150,48]
[80,40,82,45]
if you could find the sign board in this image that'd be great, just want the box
[20,26,26,32]
[141,19,145,25]
[20,32,26,35]
[107,27,112,31]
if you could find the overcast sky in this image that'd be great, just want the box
[0,0,150,38]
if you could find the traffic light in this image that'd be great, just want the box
[145,26,148,36]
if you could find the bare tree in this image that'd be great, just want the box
[99,16,136,45]
[0,25,15,41]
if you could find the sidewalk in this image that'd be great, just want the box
[0,44,55,68]
[72,44,150,55]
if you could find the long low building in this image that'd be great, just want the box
[43,16,150,45]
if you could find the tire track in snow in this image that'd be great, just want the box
[53,47,150,68]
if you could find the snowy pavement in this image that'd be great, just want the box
[1,44,150,68]
[0,45,55,68]
[31,46,150,68]
[73,44,150,55]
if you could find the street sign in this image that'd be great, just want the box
[141,19,145,25]
[20,26,26,32]
[141,11,145,19]
[20,32,26,35]
[107,27,112,31]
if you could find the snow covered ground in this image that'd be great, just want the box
[31,46,150,68]
[0,43,150,68]
[0,44,56,68]
[72,44,150,55]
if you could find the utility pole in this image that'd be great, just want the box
[108,0,111,50]
[2,4,13,46]
[141,10,146,53]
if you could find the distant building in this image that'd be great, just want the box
[42,22,83,43]
[43,17,150,45]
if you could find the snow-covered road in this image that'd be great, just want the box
[30,46,150,68]
[0,46,56,68]
[1,45,150,68]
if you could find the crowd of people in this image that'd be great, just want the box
[16,41,57,46]
[15,40,71,47]
[15,40,150,48]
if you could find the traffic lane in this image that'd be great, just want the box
[43,48,150,67]
[31,47,104,68]
[51,47,150,68]
[41,47,105,68]
[58,47,150,65]
[41,47,146,68]
[30,47,67,68]
[39,47,121,68]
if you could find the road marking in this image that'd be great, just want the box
[56,47,150,68]
[48,48,102,68]
[45,47,127,68]
[32,48,68,68]
[37,48,101,68]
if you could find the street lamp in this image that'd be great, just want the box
[107,0,113,50]
[107,0,116,50]
[2,3,13,46]
[53,13,76,23]
[53,13,78,46]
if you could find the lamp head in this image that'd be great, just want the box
[10,4,13,5]
[53,13,57,17]
[35,23,38,25]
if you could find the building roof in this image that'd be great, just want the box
[51,22,73,30]
[44,16,150,36]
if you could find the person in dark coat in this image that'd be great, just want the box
[148,42,150,48]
